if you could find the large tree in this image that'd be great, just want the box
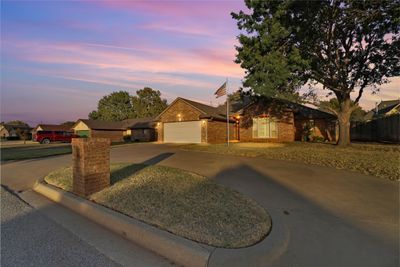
[319,98,366,122]
[131,87,168,118]
[89,88,168,121]
[232,0,399,146]
[89,91,133,121]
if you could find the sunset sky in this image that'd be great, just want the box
[1,1,398,126]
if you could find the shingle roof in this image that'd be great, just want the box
[377,100,400,115]
[364,99,400,120]
[159,96,335,122]
[35,124,73,132]
[77,119,126,130]
[287,102,337,119]
[378,100,400,111]
[234,97,336,120]
[122,117,156,129]
[75,118,156,131]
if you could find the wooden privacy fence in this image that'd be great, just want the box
[351,114,400,143]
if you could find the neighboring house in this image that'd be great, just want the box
[72,118,156,142]
[0,124,15,139]
[364,99,400,121]
[73,119,127,142]
[123,117,157,142]
[1,123,32,139]
[32,124,73,139]
[155,97,336,144]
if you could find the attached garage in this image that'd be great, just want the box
[155,97,236,144]
[164,121,201,143]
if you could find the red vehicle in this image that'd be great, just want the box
[35,131,79,144]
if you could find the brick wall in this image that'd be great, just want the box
[207,121,236,144]
[201,121,207,143]
[72,138,110,197]
[159,99,202,122]
[131,128,156,142]
[239,104,295,142]
[91,130,124,142]
[156,123,163,142]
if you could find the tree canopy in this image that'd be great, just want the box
[6,120,30,127]
[131,87,168,118]
[232,0,399,145]
[89,91,133,121]
[89,88,168,121]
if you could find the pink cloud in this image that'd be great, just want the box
[97,1,247,19]
[7,39,244,79]
[136,22,216,37]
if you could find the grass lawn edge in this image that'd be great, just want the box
[181,142,400,181]
[44,163,272,248]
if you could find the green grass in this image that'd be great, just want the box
[0,141,138,161]
[44,163,271,248]
[182,142,400,181]
[0,143,72,161]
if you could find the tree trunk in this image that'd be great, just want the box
[337,98,352,146]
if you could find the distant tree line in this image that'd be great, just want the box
[88,87,168,121]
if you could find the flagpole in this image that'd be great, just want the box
[226,78,229,146]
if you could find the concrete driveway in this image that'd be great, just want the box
[1,143,399,266]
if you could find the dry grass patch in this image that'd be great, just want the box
[44,163,271,248]
[182,142,400,181]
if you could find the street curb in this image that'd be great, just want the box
[33,182,213,267]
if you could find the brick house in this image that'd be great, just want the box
[155,97,336,144]
[1,123,32,140]
[123,117,157,142]
[72,118,156,142]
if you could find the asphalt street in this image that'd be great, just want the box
[1,186,120,267]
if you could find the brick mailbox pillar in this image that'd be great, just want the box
[72,138,110,197]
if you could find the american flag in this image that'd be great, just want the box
[214,82,227,98]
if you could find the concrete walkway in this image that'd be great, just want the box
[1,143,399,266]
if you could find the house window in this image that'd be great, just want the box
[252,117,278,138]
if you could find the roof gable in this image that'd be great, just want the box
[156,98,205,120]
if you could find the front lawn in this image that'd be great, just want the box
[182,142,400,181]
[0,143,72,161]
[0,141,137,161]
[44,163,271,248]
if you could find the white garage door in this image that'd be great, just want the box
[164,121,201,143]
